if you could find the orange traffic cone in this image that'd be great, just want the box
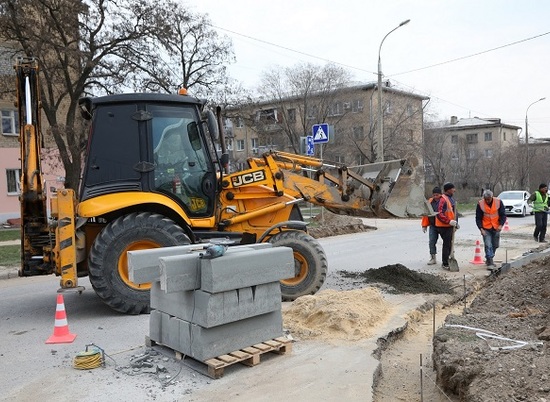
[503,218,510,232]
[46,294,76,344]
[470,240,484,265]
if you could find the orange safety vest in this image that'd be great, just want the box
[421,197,434,227]
[478,198,501,229]
[435,194,455,227]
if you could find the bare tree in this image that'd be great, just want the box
[135,4,235,97]
[257,63,352,154]
[0,0,235,189]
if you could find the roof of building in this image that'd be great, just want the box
[246,81,429,109]
[427,116,521,131]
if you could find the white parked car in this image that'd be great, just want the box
[497,190,533,217]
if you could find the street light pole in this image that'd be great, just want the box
[376,19,410,162]
[525,97,546,189]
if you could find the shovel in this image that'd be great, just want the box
[448,227,459,272]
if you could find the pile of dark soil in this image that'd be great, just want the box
[432,257,550,401]
[338,263,455,295]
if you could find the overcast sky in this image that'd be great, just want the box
[185,0,550,138]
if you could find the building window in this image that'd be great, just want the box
[466,133,478,144]
[236,139,245,151]
[334,155,345,163]
[484,132,492,141]
[503,132,507,141]
[235,117,244,128]
[467,149,476,159]
[6,169,21,194]
[1,110,18,136]
[451,135,458,144]
[328,102,343,116]
[307,106,318,120]
[226,138,233,151]
[484,149,493,158]
[451,151,458,160]
[384,100,393,115]
[352,100,364,113]
[256,109,278,123]
[406,104,414,116]
[352,126,364,140]
[251,138,258,149]
[287,108,296,122]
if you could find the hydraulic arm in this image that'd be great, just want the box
[227,151,431,219]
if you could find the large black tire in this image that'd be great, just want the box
[88,212,190,314]
[268,230,328,300]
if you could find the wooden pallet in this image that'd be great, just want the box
[146,336,292,379]
[204,337,292,379]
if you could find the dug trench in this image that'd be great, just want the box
[306,212,550,402]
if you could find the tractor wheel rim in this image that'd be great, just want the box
[281,252,308,286]
[118,240,160,290]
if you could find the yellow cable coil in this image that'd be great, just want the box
[73,348,103,370]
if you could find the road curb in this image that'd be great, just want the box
[0,267,19,281]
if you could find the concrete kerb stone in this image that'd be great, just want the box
[151,281,282,328]
[128,242,275,285]
[173,310,284,361]
[0,266,19,280]
[200,246,294,293]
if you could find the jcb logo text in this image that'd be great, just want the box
[231,170,266,187]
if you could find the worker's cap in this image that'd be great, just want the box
[483,189,493,198]
[540,183,548,190]
[443,182,455,191]
[432,186,442,194]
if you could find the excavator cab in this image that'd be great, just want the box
[79,94,219,218]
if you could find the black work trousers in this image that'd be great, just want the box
[435,226,454,265]
[534,211,548,242]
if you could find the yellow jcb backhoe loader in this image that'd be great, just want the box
[16,57,431,314]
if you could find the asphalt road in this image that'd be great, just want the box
[321,213,538,284]
[0,213,540,401]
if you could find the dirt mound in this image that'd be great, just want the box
[338,263,455,294]
[432,258,550,401]
[283,288,392,341]
[283,264,456,343]
[307,211,373,238]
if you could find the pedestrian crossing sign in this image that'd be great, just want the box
[312,123,329,144]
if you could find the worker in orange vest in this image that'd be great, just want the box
[435,182,459,270]
[475,189,506,268]
[421,186,443,265]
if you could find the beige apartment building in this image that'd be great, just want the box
[224,83,429,173]
[424,116,522,197]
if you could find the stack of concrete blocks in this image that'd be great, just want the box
[127,243,294,362]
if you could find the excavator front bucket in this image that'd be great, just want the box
[350,158,434,218]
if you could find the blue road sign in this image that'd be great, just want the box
[306,135,314,156]
[312,123,329,144]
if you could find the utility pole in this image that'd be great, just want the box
[525,97,545,189]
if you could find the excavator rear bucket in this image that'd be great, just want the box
[352,157,434,218]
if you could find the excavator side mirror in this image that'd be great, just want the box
[203,110,219,140]
[187,122,202,151]
[220,153,229,168]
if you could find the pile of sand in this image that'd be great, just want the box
[282,288,393,341]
